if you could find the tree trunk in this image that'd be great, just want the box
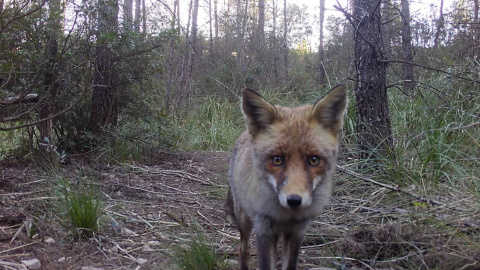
[208,0,213,56]
[134,0,141,32]
[39,0,61,161]
[401,0,415,95]
[272,0,279,83]
[123,0,133,31]
[283,0,288,79]
[165,0,179,109]
[214,0,218,40]
[258,0,265,40]
[473,0,479,56]
[433,0,444,48]
[352,0,394,162]
[90,0,118,134]
[182,0,199,104]
[142,0,146,33]
[318,0,326,85]
[382,0,394,58]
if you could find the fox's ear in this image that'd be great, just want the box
[311,84,348,134]
[242,88,277,137]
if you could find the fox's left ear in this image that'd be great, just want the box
[242,88,277,137]
[311,84,348,134]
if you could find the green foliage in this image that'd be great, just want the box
[173,96,243,151]
[0,129,31,161]
[386,75,480,189]
[173,232,225,270]
[55,178,102,239]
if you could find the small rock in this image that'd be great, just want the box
[45,237,55,244]
[21,258,41,270]
[147,240,160,246]
[136,258,148,265]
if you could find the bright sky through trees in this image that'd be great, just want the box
[172,0,456,49]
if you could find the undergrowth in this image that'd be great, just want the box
[172,96,244,151]
[173,230,226,270]
[54,177,103,239]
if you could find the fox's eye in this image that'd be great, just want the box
[308,156,322,166]
[271,156,284,166]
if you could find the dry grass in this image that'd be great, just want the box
[1,151,479,270]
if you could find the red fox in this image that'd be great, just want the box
[226,85,347,270]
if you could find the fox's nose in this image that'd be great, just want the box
[287,194,302,208]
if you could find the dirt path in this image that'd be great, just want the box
[1,151,479,269]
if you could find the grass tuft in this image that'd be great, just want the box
[173,232,225,270]
[55,178,102,239]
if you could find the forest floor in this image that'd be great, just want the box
[1,151,480,270]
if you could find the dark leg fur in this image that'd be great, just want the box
[239,220,253,270]
[225,188,235,225]
[281,232,303,270]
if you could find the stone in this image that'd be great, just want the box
[136,258,148,265]
[45,237,55,244]
[21,258,41,270]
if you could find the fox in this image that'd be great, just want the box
[226,84,347,270]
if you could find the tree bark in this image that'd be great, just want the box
[258,0,265,40]
[182,0,199,104]
[38,0,61,160]
[142,0,146,33]
[90,0,118,134]
[165,0,179,109]
[272,0,279,82]
[401,0,415,95]
[208,0,213,56]
[283,0,289,79]
[382,0,394,58]
[352,0,394,161]
[473,0,479,56]
[123,0,133,31]
[433,0,444,48]
[318,0,326,85]
[134,0,141,32]
[214,0,218,40]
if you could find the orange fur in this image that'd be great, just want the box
[226,85,347,270]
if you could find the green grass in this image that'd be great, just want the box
[173,232,225,270]
[388,81,479,182]
[173,96,244,151]
[55,178,103,239]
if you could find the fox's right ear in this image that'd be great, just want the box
[242,88,277,137]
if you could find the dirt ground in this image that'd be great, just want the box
[1,151,479,270]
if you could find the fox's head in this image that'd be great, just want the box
[242,85,347,210]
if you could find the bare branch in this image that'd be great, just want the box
[0,94,39,105]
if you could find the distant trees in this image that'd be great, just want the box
[1,0,479,163]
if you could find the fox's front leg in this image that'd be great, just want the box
[256,232,279,270]
[281,232,303,270]
[281,221,310,270]
[239,220,253,270]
